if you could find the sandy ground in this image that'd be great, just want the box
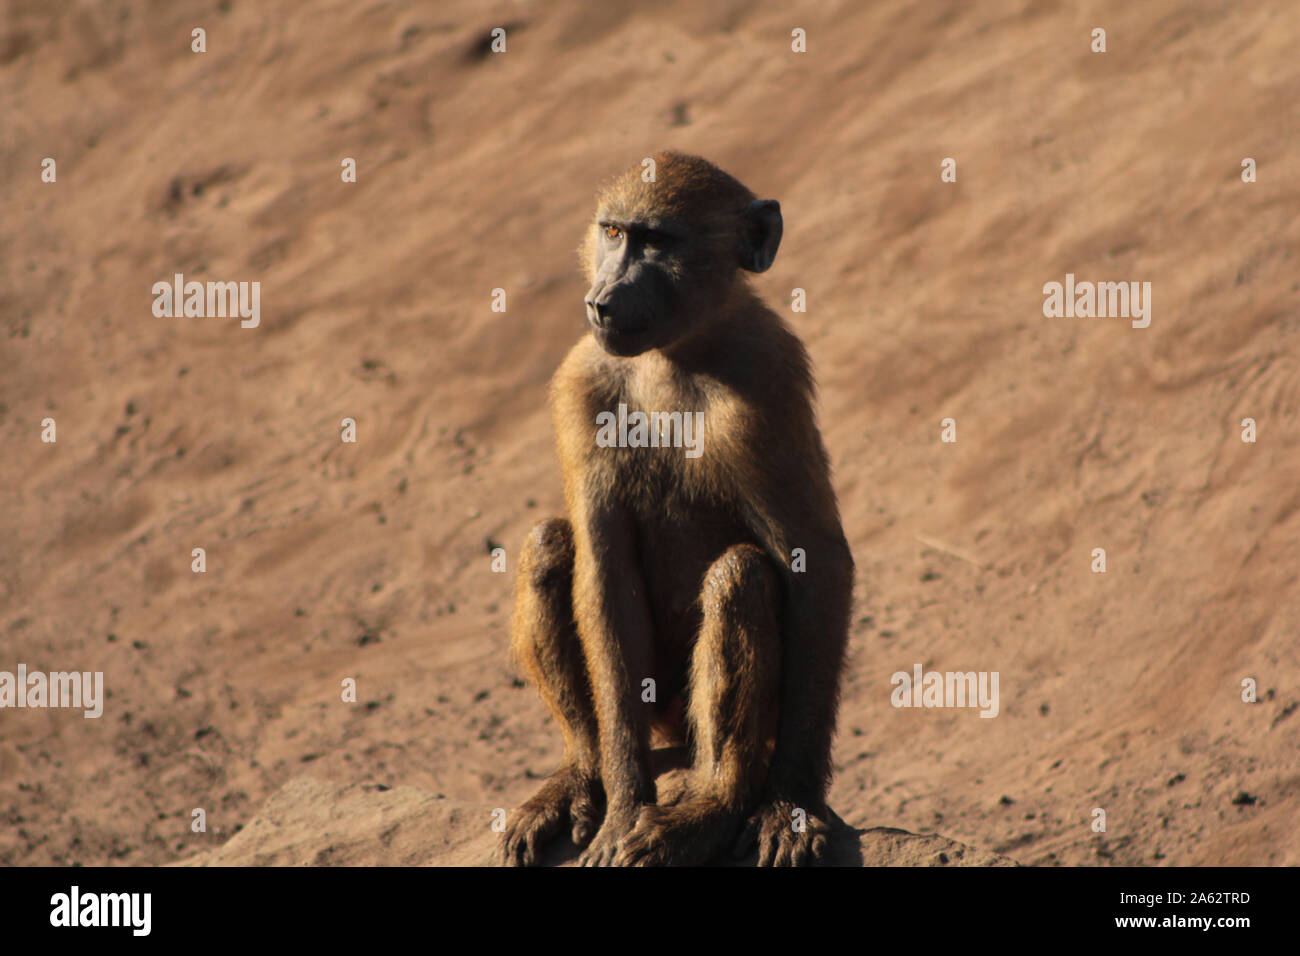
[174,774,1016,867]
[1,0,1297,867]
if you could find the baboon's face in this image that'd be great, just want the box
[584,216,695,357]
[582,155,783,358]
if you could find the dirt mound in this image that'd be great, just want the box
[175,776,1017,867]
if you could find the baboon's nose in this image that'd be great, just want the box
[585,297,609,328]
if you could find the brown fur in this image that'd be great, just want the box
[500,152,854,866]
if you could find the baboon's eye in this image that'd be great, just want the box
[603,225,623,241]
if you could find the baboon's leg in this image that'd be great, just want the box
[500,518,603,866]
[615,544,781,866]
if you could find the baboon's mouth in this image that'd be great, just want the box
[591,323,652,357]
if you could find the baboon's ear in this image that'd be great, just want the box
[739,199,782,273]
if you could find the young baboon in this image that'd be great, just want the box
[501,151,854,867]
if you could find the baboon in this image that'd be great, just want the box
[501,151,854,867]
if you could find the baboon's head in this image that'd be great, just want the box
[580,151,783,358]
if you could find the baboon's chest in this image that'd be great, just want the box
[603,366,757,641]
[601,365,731,493]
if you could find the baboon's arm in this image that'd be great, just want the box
[745,466,854,807]
[771,530,854,803]
[571,504,658,812]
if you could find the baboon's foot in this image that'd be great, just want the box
[499,766,601,866]
[614,798,744,867]
[733,797,832,867]
[576,804,642,866]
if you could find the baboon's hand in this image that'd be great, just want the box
[734,797,831,866]
[577,806,640,866]
[499,811,548,867]
[499,768,601,866]
[612,804,675,867]
[500,799,566,867]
